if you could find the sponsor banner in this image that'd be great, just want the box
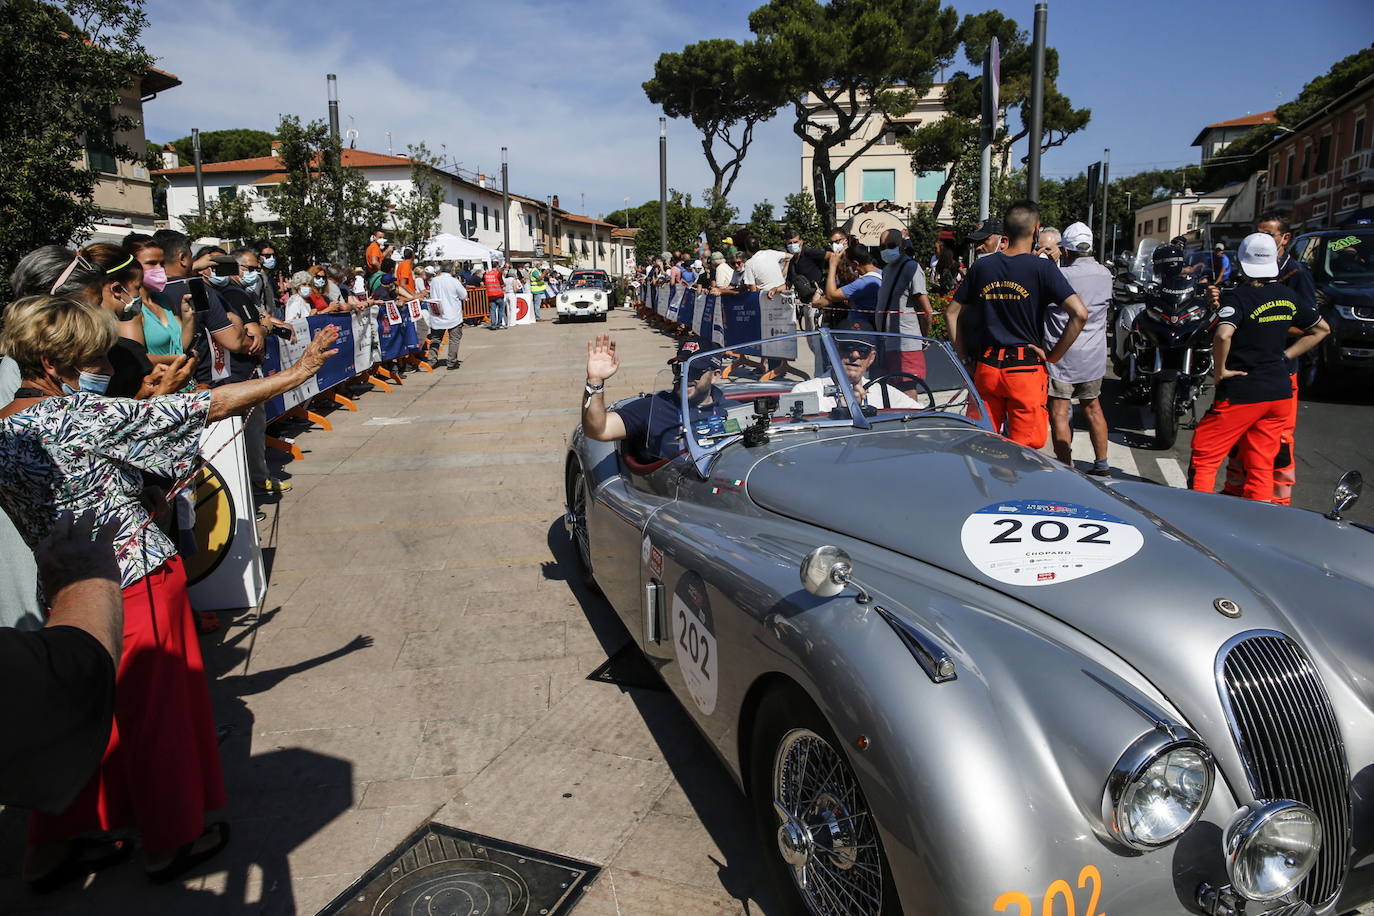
[666,284,683,323]
[653,284,669,318]
[696,293,718,344]
[760,291,798,358]
[186,417,265,611]
[510,293,536,325]
[675,288,697,331]
[720,290,763,347]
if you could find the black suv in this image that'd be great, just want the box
[1290,226,1374,394]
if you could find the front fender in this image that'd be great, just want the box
[769,548,1243,915]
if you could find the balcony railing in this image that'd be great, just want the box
[1342,149,1374,186]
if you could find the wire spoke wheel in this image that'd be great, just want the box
[772,728,884,915]
[570,474,591,570]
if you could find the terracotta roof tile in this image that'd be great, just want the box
[153,148,412,176]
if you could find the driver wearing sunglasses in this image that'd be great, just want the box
[790,335,923,413]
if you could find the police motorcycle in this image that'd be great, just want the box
[1115,245,1220,449]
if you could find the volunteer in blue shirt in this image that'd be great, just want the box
[1188,232,1328,501]
[581,336,727,464]
[823,243,883,331]
[945,201,1089,449]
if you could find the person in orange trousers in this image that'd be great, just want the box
[1219,214,1316,504]
[945,201,1087,448]
[1188,233,1327,501]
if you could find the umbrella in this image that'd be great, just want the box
[423,233,497,262]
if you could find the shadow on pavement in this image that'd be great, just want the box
[0,629,372,915]
[543,519,780,915]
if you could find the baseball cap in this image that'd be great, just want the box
[423,265,437,274]
[1237,233,1278,278]
[670,340,724,371]
[1061,222,1093,253]
[722,236,733,245]
[380,273,396,284]
[709,252,724,263]
[966,218,1004,242]
[1213,243,1225,251]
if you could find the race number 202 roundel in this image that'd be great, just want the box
[671,569,718,715]
[960,500,1144,587]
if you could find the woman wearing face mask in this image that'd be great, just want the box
[284,271,316,321]
[120,235,195,366]
[0,296,341,889]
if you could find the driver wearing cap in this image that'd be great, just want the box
[582,336,728,464]
[790,334,922,412]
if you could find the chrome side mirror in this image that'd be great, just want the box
[800,546,870,603]
[1327,470,1362,520]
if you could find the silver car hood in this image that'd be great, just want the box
[744,426,1372,706]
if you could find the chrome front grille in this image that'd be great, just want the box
[1218,632,1351,907]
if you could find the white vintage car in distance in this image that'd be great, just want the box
[555,269,612,322]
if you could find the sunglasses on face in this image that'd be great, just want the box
[840,344,874,357]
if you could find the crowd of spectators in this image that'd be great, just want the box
[0,225,542,894]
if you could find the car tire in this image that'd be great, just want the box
[1152,378,1179,450]
[597,311,608,322]
[565,460,599,592]
[1300,343,1332,398]
[749,688,901,916]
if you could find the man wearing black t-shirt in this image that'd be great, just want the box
[1219,213,1318,505]
[946,201,1088,448]
[1188,233,1328,502]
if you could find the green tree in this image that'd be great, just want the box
[180,191,255,242]
[700,189,740,248]
[0,0,153,297]
[644,39,778,200]
[390,142,444,248]
[907,203,939,264]
[750,0,960,232]
[168,128,275,166]
[272,115,389,271]
[782,191,824,246]
[903,9,1089,218]
[748,201,783,251]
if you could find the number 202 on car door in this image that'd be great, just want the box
[671,570,718,715]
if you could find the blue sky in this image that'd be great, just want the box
[142,0,1372,219]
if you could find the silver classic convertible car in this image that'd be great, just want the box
[564,330,1374,916]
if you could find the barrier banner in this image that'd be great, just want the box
[675,288,697,332]
[654,284,669,319]
[698,294,723,346]
[353,307,379,368]
[510,293,536,325]
[263,313,359,418]
[721,290,763,346]
[760,291,799,359]
[666,284,683,323]
[378,310,409,360]
[186,416,265,611]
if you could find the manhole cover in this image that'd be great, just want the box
[316,822,599,916]
[585,643,666,692]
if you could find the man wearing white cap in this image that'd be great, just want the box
[1045,222,1113,474]
[1187,233,1328,501]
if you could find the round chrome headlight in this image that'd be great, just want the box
[594,291,603,301]
[1226,800,1321,901]
[1103,730,1213,849]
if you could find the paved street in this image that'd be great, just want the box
[0,309,1369,915]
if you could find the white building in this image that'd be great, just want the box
[799,82,955,225]
[155,144,512,253]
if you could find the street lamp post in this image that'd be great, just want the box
[501,147,511,261]
[1099,148,1110,262]
[191,128,205,218]
[659,117,669,258]
[328,74,346,263]
[1026,2,1048,202]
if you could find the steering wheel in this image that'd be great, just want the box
[862,372,935,410]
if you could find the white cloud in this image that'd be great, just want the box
[140,0,805,219]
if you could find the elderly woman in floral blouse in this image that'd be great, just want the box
[0,295,338,890]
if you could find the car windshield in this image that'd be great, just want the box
[666,330,986,474]
[1324,231,1374,280]
[570,272,609,289]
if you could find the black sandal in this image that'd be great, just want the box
[146,822,230,884]
[27,835,133,894]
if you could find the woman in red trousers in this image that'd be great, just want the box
[1187,233,1328,501]
[0,294,338,890]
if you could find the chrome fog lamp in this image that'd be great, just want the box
[1103,730,1213,849]
[799,546,870,603]
[1225,800,1321,901]
[594,291,603,301]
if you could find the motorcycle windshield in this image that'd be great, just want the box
[1132,237,1161,284]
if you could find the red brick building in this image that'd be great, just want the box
[1261,74,1374,228]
